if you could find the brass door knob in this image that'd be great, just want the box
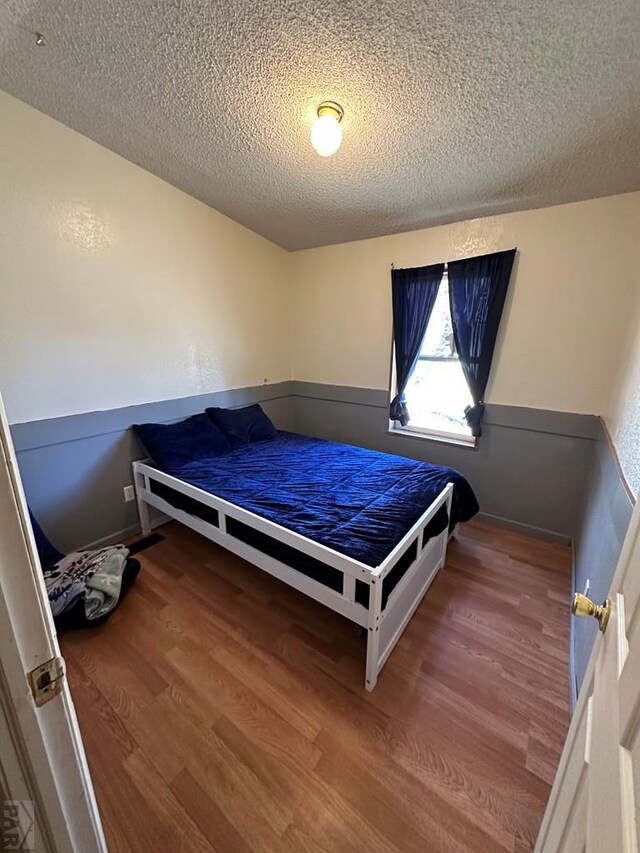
[572,593,611,633]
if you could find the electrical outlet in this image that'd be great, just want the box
[123,485,135,503]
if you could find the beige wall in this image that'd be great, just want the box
[1,89,638,497]
[607,272,640,498]
[291,193,640,416]
[0,91,291,424]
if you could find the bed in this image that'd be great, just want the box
[132,411,478,690]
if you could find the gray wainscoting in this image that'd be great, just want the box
[290,381,599,543]
[12,378,604,550]
[572,423,634,698]
[11,382,293,553]
[11,377,634,704]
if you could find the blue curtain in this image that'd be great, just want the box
[448,249,516,437]
[390,264,444,426]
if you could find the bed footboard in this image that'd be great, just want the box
[132,460,454,691]
[366,529,447,688]
[365,485,453,690]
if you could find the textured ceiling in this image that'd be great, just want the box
[1,1,639,250]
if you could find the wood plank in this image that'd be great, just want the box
[61,519,571,852]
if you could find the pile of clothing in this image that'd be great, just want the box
[44,545,131,622]
[30,511,140,628]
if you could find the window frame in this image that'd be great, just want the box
[387,274,478,449]
[387,420,478,449]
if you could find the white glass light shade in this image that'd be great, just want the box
[310,112,343,157]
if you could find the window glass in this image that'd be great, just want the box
[402,276,474,440]
[420,279,455,357]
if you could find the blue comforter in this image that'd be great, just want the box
[163,432,478,567]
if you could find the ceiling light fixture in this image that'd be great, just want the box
[310,101,344,157]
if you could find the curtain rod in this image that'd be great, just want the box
[390,247,517,271]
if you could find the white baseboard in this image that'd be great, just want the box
[78,524,141,551]
[476,511,571,546]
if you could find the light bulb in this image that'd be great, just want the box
[310,102,344,157]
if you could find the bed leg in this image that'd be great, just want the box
[443,488,455,570]
[138,498,152,537]
[365,577,383,691]
[132,463,152,536]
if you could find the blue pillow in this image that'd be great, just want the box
[206,404,278,449]
[133,413,230,471]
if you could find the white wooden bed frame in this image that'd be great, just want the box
[132,460,454,690]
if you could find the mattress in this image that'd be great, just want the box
[158,432,479,568]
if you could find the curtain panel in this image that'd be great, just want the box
[389,264,444,426]
[447,249,516,437]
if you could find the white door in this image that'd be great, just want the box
[0,390,106,853]
[536,496,640,852]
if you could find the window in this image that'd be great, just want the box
[392,273,475,444]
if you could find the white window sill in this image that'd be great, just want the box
[387,424,477,450]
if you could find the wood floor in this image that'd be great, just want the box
[61,520,571,853]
